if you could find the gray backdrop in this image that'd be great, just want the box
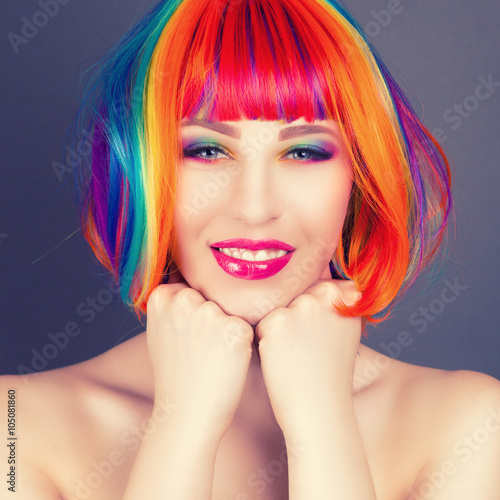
[1,0,499,379]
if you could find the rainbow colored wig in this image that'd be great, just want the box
[72,0,453,324]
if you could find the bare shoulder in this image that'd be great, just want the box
[384,358,500,498]
[396,360,500,425]
[381,352,500,436]
[419,365,500,446]
[0,334,152,499]
[435,368,500,410]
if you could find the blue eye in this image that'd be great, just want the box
[282,145,334,162]
[182,142,335,163]
[182,143,231,162]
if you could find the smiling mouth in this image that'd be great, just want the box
[214,247,290,262]
[209,240,295,280]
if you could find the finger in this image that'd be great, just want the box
[333,279,362,307]
[306,279,361,308]
[254,319,265,342]
[171,285,208,310]
[147,282,203,316]
[254,309,282,342]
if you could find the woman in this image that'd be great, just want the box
[2,0,500,498]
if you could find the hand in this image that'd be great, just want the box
[146,279,254,438]
[254,278,362,436]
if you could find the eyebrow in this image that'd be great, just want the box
[180,120,337,141]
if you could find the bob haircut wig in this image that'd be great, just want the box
[72,0,453,325]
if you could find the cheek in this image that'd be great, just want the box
[175,167,230,223]
[174,171,205,225]
[298,173,352,242]
[172,171,224,265]
[172,175,201,264]
[326,183,352,235]
[316,187,352,276]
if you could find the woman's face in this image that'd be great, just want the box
[171,117,353,325]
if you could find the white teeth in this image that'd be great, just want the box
[218,247,289,262]
[254,250,268,262]
[241,251,255,262]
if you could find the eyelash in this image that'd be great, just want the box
[182,143,334,163]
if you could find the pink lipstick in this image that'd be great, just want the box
[210,239,295,280]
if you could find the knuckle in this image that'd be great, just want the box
[342,279,358,293]
[146,284,171,312]
[291,293,317,308]
[172,287,202,308]
[314,281,341,301]
[261,307,288,329]
[224,315,242,329]
[338,280,362,303]
[197,299,221,316]
[225,316,253,340]
[315,280,336,295]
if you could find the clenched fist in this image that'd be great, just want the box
[146,283,254,438]
[254,279,362,437]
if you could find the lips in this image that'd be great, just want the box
[210,238,295,280]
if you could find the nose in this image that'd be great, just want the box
[229,160,283,226]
